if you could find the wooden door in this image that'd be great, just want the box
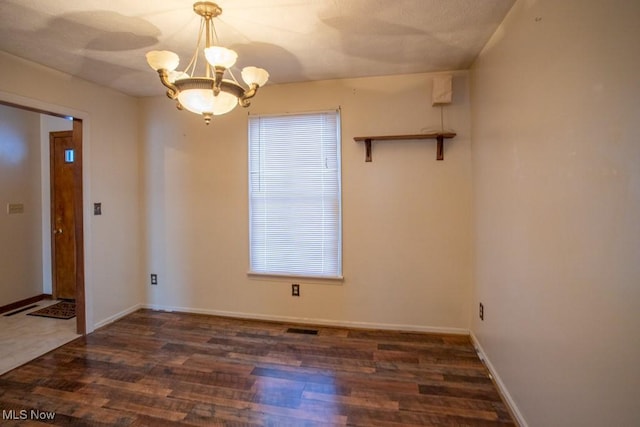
[50,130,80,300]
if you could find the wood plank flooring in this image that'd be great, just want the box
[0,309,516,426]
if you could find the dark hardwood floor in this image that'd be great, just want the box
[0,309,516,426]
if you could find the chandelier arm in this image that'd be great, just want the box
[239,83,260,107]
[213,66,226,95]
[157,69,178,99]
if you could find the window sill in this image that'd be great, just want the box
[247,271,344,284]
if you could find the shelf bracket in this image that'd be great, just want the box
[365,138,372,162]
[436,134,444,161]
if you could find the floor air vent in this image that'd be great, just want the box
[286,327,318,335]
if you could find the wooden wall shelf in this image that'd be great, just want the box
[354,132,456,162]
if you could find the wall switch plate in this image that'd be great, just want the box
[7,203,24,215]
[151,274,158,285]
[292,284,300,297]
[479,303,484,321]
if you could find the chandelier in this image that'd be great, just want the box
[146,1,269,124]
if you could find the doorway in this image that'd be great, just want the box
[0,101,86,335]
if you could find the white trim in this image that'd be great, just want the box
[143,304,469,335]
[93,303,143,330]
[470,332,528,427]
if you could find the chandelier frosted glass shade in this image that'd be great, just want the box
[242,66,270,87]
[204,46,238,69]
[145,2,268,124]
[145,51,179,72]
[175,79,239,116]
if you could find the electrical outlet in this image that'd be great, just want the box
[151,274,158,285]
[479,302,484,321]
[292,284,300,297]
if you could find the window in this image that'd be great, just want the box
[248,110,342,279]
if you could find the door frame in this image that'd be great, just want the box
[0,96,88,335]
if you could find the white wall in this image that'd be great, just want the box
[470,0,640,425]
[0,104,42,305]
[140,71,473,331]
[0,52,144,329]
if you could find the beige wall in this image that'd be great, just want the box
[0,52,144,329]
[470,0,640,425]
[140,71,473,331]
[0,104,42,305]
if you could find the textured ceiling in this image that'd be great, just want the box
[0,0,515,97]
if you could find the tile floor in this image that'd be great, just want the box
[0,300,80,375]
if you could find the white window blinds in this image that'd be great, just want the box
[248,110,342,278]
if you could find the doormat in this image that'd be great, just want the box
[27,301,75,320]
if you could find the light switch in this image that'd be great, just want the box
[7,203,24,215]
[94,203,102,215]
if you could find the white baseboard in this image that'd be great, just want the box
[143,303,469,335]
[93,303,143,329]
[470,332,528,427]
